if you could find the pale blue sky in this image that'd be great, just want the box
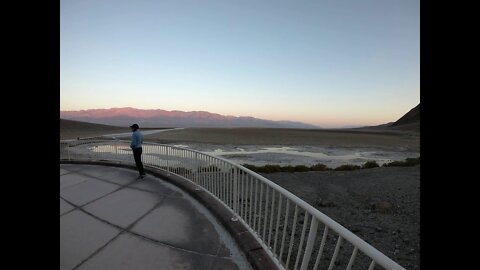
[60,0,419,128]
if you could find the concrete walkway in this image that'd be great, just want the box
[60,164,252,270]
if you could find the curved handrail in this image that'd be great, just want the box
[60,139,406,270]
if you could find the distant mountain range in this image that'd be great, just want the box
[60,107,320,129]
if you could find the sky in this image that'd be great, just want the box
[60,0,419,128]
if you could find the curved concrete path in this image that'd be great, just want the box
[60,164,252,270]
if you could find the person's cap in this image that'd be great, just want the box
[130,124,139,129]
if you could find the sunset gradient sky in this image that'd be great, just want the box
[60,0,419,128]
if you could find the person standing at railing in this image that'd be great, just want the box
[130,124,146,179]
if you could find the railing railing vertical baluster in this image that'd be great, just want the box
[216,159,219,195]
[212,158,216,196]
[241,170,248,222]
[273,193,282,255]
[156,145,159,167]
[203,154,207,188]
[180,149,183,176]
[244,170,248,219]
[233,167,238,216]
[172,148,175,173]
[185,149,189,177]
[209,156,213,193]
[209,158,215,194]
[249,175,253,227]
[209,157,212,193]
[175,149,180,175]
[300,218,318,270]
[222,162,226,203]
[286,205,299,269]
[313,226,329,270]
[194,152,198,184]
[216,159,220,197]
[231,165,234,210]
[217,159,220,197]
[268,189,275,247]
[294,212,309,270]
[226,164,230,208]
[279,199,290,265]
[205,156,209,190]
[162,146,165,169]
[198,154,202,187]
[263,186,270,240]
[225,162,229,204]
[175,148,178,174]
[166,147,169,172]
[156,145,159,168]
[244,172,248,222]
[327,236,343,270]
[257,182,263,233]
[174,148,177,174]
[236,167,240,215]
[240,169,244,219]
[239,169,243,218]
[216,160,219,199]
[204,155,207,188]
[346,247,358,270]
[179,149,183,176]
[232,167,240,213]
[158,145,162,168]
[216,160,220,199]
[222,162,228,205]
[184,149,187,177]
[253,178,258,231]
[203,155,206,189]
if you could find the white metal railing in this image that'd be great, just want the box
[60,140,406,270]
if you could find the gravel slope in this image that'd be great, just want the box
[261,166,420,269]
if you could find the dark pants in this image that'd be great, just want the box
[132,147,145,175]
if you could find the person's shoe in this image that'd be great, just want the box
[140,174,146,179]
[136,175,144,180]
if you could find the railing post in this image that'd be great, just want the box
[232,167,238,221]
[67,144,70,161]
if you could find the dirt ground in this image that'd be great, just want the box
[262,166,420,269]
[60,120,128,140]
[144,128,420,152]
